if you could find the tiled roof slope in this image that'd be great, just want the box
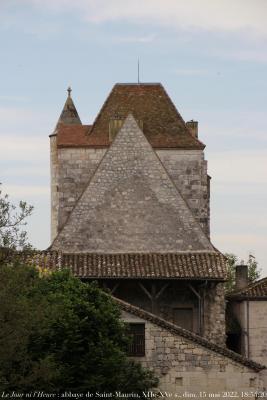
[57,83,205,149]
[51,115,213,253]
[114,296,265,371]
[56,124,92,147]
[227,277,267,300]
[17,251,227,280]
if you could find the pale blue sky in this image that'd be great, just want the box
[0,0,266,274]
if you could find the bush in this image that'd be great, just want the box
[0,263,158,393]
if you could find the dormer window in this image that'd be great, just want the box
[109,114,124,142]
[109,114,143,142]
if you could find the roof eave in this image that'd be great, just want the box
[79,276,227,281]
[114,295,265,372]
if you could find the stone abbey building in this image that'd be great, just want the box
[46,83,266,395]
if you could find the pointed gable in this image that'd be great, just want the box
[88,83,205,149]
[52,114,213,253]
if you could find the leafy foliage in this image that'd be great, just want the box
[0,263,158,393]
[225,253,262,293]
[0,184,33,250]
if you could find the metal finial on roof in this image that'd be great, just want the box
[138,59,140,84]
[67,86,72,97]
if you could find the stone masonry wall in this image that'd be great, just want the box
[203,283,226,346]
[57,147,106,231]
[231,301,247,357]
[51,145,210,241]
[248,302,267,366]
[231,299,267,385]
[50,136,59,241]
[122,311,264,397]
[156,149,210,237]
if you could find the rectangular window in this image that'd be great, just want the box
[128,323,145,357]
[173,308,193,331]
[109,118,124,142]
[109,118,143,142]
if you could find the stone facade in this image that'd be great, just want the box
[227,275,267,389]
[203,283,226,346]
[230,300,267,366]
[122,310,265,397]
[248,302,267,366]
[50,146,210,241]
[51,115,213,253]
[50,134,59,241]
[156,149,210,237]
[57,148,105,232]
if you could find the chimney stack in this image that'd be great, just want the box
[235,265,248,290]
[186,120,198,138]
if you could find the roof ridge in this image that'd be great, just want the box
[227,276,267,298]
[113,295,265,371]
[115,82,162,85]
[246,276,267,287]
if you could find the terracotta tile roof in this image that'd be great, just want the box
[17,251,227,280]
[56,83,205,149]
[56,124,95,147]
[114,296,265,371]
[227,277,267,300]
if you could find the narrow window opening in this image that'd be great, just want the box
[127,323,145,357]
[175,377,183,386]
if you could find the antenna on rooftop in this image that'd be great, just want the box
[138,59,140,84]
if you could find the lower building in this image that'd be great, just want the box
[13,251,267,395]
[227,267,267,368]
[118,297,265,395]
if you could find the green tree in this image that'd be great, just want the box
[225,253,262,293]
[0,183,33,251]
[0,263,158,393]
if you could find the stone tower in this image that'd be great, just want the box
[46,85,267,392]
[50,83,210,242]
[50,87,82,240]
[49,83,227,346]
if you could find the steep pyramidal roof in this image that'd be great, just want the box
[56,87,82,127]
[52,114,214,253]
[89,83,204,148]
[56,83,205,149]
